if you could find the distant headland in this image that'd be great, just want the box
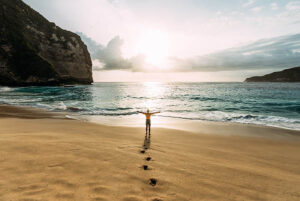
[0,0,93,86]
[245,66,300,82]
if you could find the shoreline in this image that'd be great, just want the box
[3,102,300,132]
[82,114,300,140]
[0,104,300,200]
[1,104,299,140]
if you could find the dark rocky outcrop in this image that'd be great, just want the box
[245,67,300,82]
[0,0,93,86]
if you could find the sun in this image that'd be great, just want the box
[136,29,169,67]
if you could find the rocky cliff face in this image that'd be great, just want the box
[245,67,300,82]
[0,0,93,86]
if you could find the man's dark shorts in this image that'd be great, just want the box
[146,119,151,126]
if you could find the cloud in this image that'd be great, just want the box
[78,33,146,71]
[286,1,300,10]
[93,36,131,70]
[91,59,105,71]
[76,32,103,58]
[169,33,300,72]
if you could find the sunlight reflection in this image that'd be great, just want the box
[140,82,165,111]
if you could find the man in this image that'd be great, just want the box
[138,109,160,135]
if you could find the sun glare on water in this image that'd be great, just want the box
[136,29,169,68]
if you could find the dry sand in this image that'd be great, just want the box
[0,105,300,201]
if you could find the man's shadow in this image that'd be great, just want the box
[143,133,151,150]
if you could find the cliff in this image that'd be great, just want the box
[0,0,93,86]
[245,67,300,82]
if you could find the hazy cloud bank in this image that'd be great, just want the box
[79,32,300,72]
[170,33,300,72]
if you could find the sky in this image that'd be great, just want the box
[23,0,300,82]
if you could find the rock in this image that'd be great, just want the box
[0,0,93,86]
[245,66,300,82]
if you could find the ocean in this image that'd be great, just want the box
[0,82,299,131]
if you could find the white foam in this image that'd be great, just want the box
[0,87,14,92]
[57,101,67,110]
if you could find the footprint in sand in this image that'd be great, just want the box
[149,178,157,186]
[140,133,157,187]
[142,165,151,170]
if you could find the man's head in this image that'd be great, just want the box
[147,109,149,113]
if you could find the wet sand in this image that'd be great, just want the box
[0,105,300,201]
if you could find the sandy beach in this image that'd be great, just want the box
[0,105,300,201]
